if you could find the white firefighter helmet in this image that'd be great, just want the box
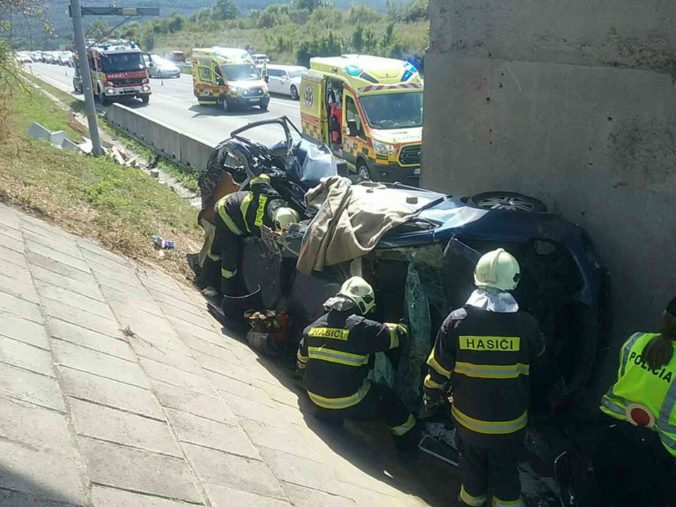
[338,276,376,314]
[474,248,521,291]
[273,207,300,231]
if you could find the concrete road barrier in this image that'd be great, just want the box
[179,133,213,172]
[106,104,213,171]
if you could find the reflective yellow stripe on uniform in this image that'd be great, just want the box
[492,497,525,507]
[307,347,369,367]
[459,485,486,507]
[307,381,371,409]
[385,323,400,349]
[240,192,254,233]
[427,349,452,379]
[452,406,528,435]
[207,251,221,261]
[296,349,308,364]
[390,413,416,436]
[454,361,530,379]
[217,200,243,235]
[254,195,268,227]
[250,174,270,185]
[308,327,349,340]
[424,373,444,390]
[221,267,237,279]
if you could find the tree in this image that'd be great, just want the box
[212,0,239,21]
[293,0,327,13]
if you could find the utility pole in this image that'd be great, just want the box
[70,0,103,155]
[69,4,160,157]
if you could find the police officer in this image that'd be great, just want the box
[594,297,676,506]
[296,276,420,452]
[197,173,299,296]
[423,248,544,507]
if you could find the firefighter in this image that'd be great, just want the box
[296,277,420,452]
[197,173,299,296]
[423,248,544,507]
[594,297,676,506]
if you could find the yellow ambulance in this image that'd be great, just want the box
[192,47,270,111]
[300,55,423,184]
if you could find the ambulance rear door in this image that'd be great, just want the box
[299,72,327,145]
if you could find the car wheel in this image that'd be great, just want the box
[290,85,299,100]
[467,191,547,212]
[260,99,269,111]
[356,159,372,182]
[221,97,230,112]
[140,95,150,104]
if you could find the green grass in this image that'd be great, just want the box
[0,84,202,277]
[23,73,200,194]
[17,76,83,141]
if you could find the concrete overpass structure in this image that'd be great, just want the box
[423,1,675,398]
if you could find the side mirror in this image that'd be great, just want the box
[347,119,358,137]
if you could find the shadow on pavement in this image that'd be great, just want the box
[243,344,462,507]
[187,104,270,118]
[0,465,79,506]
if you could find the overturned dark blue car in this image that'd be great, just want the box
[200,118,610,505]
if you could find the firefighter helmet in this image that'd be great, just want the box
[273,207,300,231]
[474,248,521,291]
[338,276,376,315]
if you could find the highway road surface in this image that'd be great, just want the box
[26,62,302,147]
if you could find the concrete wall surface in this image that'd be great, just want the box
[106,104,214,173]
[423,1,676,391]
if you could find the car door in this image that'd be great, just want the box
[279,70,290,96]
[341,92,365,166]
[267,69,281,94]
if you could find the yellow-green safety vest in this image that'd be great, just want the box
[600,332,676,457]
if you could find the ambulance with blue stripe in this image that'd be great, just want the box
[299,55,423,184]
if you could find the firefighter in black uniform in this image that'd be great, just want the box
[424,248,544,507]
[197,174,299,296]
[296,276,420,451]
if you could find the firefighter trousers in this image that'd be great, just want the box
[313,383,419,450]
[458,437,524,507]
[198,219,243,296]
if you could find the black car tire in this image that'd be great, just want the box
[290,85,299,100]
[99,88,112,106]
[467,191,548,213]
[140,94,150,104]
[260,98,270,111]
[355,159,372,182]
[221,97,230,112]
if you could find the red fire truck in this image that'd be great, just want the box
[87,41,151,106]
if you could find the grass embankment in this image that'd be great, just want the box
[0,84,202,278]
[22,74,200,193]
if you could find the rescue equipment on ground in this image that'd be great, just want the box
[244,309,289,356]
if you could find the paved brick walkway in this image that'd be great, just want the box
[0,203,454,506]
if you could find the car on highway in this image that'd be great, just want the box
[251,53,270,68]
[164,51,186,64]
[266,65,308,100]
[56,51,74,67]
[144,54,181,78]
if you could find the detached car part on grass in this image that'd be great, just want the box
[198,118,610,507]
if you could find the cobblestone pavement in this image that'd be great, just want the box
[0,203,458,507]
